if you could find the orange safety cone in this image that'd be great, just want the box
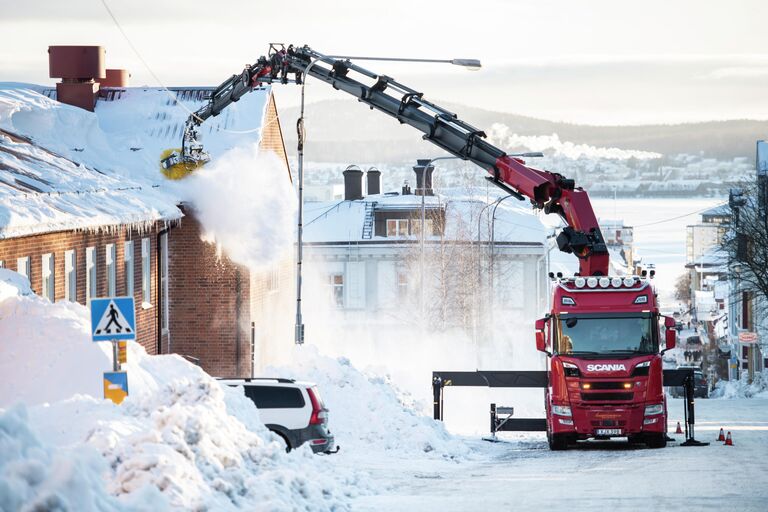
[676,421,683,434]
[724,431,733,446]
[717,428,725,442]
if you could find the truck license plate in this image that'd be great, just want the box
[595,428,622,436]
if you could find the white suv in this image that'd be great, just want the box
[220,378,337,454]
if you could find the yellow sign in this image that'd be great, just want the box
[103,371,128,404]
[118,341,127,364]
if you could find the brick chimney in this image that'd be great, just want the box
[366,167,381,195]
[343,165,364,200]
[48,45,105,111]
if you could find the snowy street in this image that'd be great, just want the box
[342,398,768,511]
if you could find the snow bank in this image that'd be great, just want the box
[0,272,358,511]
[712,371,768,399]
[269,347,471,459]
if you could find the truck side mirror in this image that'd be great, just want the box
[535,318,548,354]
[663,316,676,350]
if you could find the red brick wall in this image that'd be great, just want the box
[0,223,163,353]
[166,208,252,377]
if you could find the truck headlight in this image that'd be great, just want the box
[552,405,572,417]
[644,404,663,416]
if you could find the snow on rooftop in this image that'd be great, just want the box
[0,84,272,237]
[304,188,547,245]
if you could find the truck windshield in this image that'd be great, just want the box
[555,313,657,356]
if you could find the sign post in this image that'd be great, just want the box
[90,297,136,404]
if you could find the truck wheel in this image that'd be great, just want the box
[548,432,569,451]
[645,433,667,449]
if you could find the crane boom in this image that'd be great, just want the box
[161,44,609,276]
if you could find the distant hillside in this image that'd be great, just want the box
[279,99,767,163]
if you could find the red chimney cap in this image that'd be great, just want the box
[48,46,106,80]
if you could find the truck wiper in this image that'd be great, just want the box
[568,351,601,355]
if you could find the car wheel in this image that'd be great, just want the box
[270,430,292,453]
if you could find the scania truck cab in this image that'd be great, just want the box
[536,275,677,450]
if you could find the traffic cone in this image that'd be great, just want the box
[676,421,683,434]
[724,431,733,446]
[717,428,725,442]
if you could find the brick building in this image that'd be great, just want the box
[0,46,294,377]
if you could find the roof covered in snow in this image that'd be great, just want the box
[0,83,273,237]
[303,188,547,246]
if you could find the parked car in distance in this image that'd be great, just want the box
[219,377,337,454]
[686,335,702,345]
[668,367,708,399]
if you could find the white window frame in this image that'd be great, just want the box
[124,240,134,297]
[141,238,151,306]
[106,244,116,297]
[41,253,55,301]
[86,247,97,301]
[17,256,30,282]
[397,268,408,299]
[267,263,279,292]
[64,249,76,302]
[386,219,409,237]
[330,273,344,308]
[160,232,169,333]
[0,260,4,268]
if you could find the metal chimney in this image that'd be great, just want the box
[366,167,381,195]
[343,165,364,200]
[413,159,435,196]
[48,45,105,112]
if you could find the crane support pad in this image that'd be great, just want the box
[433,370,548,388]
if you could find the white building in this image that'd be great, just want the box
[300,165,549,366]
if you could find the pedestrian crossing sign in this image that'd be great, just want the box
[90,297,136,342]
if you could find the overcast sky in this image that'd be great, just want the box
[1,0,767,125]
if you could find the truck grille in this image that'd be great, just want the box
[581,392,634,401]
[585,382,628,390]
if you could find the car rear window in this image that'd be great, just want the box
[244,386,305,409]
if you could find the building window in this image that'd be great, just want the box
[124,241,134,297]
[141,238,151,305]
[411,219,434,236]
[17,256,30,282]
[268,263,279,292]
[397,269,408,299]
[64,250,76,302]
[330,273,344,307]
[386,219,409,237]
[86,247,97,301]
[106,244,116,296]
[41,253,55,301]
[160,233,169,333]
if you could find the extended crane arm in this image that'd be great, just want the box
[162,44,608,276]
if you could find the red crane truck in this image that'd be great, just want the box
[162,44,678,450]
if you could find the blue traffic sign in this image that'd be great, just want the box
[91,297,136,342]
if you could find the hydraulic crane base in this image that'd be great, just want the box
[431,368,708,446]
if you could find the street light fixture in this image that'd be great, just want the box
[294,51,481,345]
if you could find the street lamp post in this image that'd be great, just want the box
[293,52,481,345]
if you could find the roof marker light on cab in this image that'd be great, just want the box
[611,277,622,288]
[599,277,610,288]
[623,277,634,287]
[574,277,586,288]
[587,277,598,288]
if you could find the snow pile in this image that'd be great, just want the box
[488,123,661,160]
[712,370,768,399]
[181,145,296,269]
[0,271,357,511]
[269,347,472,459]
